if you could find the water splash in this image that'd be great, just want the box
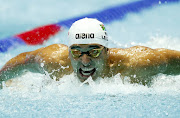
[2,71,180,95]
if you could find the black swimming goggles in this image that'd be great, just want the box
[70,47,104,58]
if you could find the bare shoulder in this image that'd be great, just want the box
[34,44,70,66]
[108,46,180,85]
[34,44,73,79]
[109,45,180,67]
[109,46,155,62]
[155,48,180,58]
[109,45,154,55]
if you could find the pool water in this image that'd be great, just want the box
[0,0,180,117]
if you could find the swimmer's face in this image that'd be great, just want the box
[69,44,108,82]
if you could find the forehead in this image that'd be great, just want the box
[70,44,103,49]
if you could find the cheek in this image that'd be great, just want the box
[93,58,105,68]
[71,59,78,67]
[94,54,107,68]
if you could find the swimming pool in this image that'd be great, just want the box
[0,0,180,117]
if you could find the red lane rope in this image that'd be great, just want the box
[16,24,61,45]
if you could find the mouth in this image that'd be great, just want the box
[79,67,96,78]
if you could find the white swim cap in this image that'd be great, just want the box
[68,18,108,47]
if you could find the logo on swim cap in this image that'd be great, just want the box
[100,24,106,31]
[75,33,94,39]
[68,18,108,47]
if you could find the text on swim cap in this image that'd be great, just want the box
[75,33,94,39]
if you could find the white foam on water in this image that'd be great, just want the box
[136,36,180,50]
[2,70,180,96]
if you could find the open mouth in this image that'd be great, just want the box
[79,67,96,78]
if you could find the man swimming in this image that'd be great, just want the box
[0,18,180,88]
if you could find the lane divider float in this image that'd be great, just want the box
[0,0,179,53]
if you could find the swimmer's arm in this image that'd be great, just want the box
[0,44,73,89]
[109,46,180,78]
[0,51,44,82]
[157,48,180,75]
[36,44,73,80]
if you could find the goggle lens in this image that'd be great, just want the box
[71,50,81,58]
[71,47,104,58]
[89,49,101,58]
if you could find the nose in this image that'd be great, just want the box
[81,54,91,66]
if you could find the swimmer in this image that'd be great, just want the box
[0,18,180,88]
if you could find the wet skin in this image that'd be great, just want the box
[69,44,109,82]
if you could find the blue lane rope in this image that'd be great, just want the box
[0,0,179,53]
[0,37,25,52]
[57,0,180,28]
